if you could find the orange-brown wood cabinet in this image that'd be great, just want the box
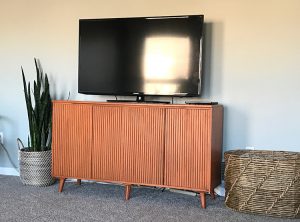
[52,101,223,208]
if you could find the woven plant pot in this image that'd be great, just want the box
[224,150,300,219]
[19,149,55,187]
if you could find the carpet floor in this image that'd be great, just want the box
[0,175,294,222]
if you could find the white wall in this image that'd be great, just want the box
[1,0,300,168]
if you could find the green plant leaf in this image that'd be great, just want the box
[21,59,52,152]
[34,58,41,91]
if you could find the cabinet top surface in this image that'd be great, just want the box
[53,100,222,109]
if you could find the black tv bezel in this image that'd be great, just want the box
[78,14,204,97]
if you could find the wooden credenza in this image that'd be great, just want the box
[52,101,223,208]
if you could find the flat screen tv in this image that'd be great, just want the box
[78,15,204,98]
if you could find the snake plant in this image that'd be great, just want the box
[21,59,52,152]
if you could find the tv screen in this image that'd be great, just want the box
[78,15,204,96]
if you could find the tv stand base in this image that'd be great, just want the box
[57,177,209,208]
[52,101,223,209]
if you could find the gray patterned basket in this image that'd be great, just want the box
[19,149,55,187]
[224,150,300,219]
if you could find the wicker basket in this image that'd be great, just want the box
[19,149,55,187]
[224,150,300,219]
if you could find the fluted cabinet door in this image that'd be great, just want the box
[164,108,212,190]
[52,103,92,179]
[122,107,165,185]
[92,106,124,181]
[92,106,165,185]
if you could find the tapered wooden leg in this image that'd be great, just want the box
[76,179,81,185]
[210,191,215,199]
[58,178,66,193]
[200,192,206,208]
[125,185,132,200]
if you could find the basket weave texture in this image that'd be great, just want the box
[224,150,300,219]
[19,150,55,187]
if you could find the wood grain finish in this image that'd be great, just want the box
[122,107,165,184]
[164,108,211,190]
[210,106,224,193]
[52,101,223,208]
[92,106,124,181]
[52,103,92,179]
[92,106,164,185]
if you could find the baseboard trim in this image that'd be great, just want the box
[0,167,19,176]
